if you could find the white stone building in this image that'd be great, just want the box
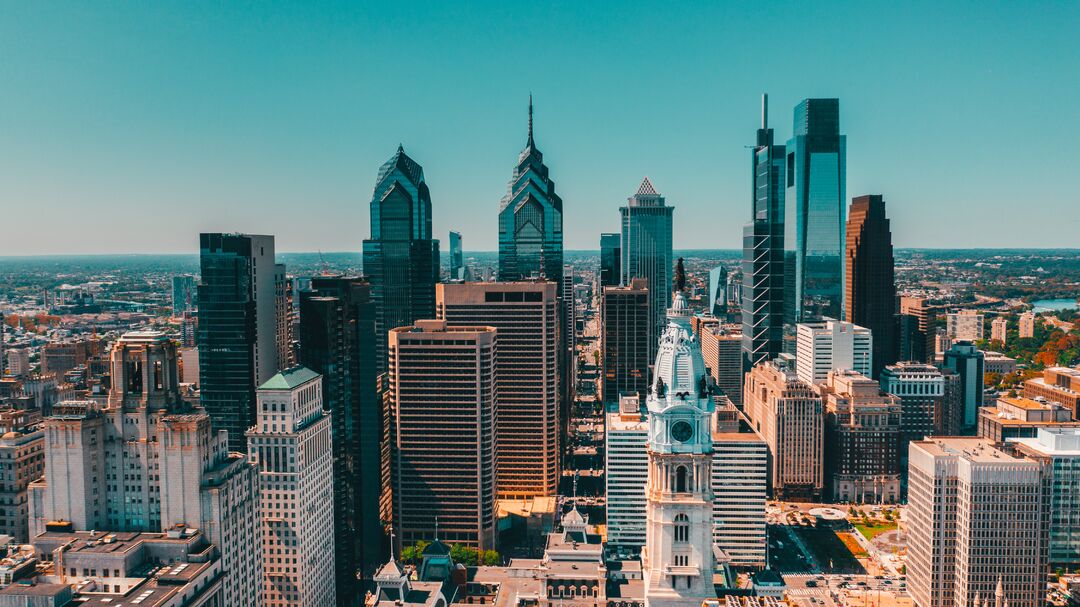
[795,320,872,385]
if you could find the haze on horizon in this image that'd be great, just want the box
[2,1,1078,256]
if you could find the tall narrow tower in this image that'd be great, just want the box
[621,177,674,360]
[643,291,716,607]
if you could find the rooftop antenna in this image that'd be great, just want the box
[528,93,534,145]
[761,93,768,130]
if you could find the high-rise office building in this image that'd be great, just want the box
[642,292,717,605]
[784,98,846,324]
[437,282,559,499]
[298,276,381,591]
[388,320,498,551]
[708,266,728,317]
[941,341,985,433]
[620,177,673,360]
[795,319,872,385]
[250,367,336,607]
[899,296,936,363]
[1019,311,1036,339]
[362,146,440,375]
[821,370,902,503]
[6,348,29,378]
[0,427,43,542]
[744,358,825,500]
[171,274,196,316]
[197,232,279,452]
[880,362,949,449]
[742,94,787,373]
[710,406,768,568]
[274,262,294,369]
[600,233,621,287]
[907,437,1048,607]
[601,279,651,403]
[990,316,1008,344]
[1011,428,1080,569]
[31,331,264,607]
[449,230,464,280]
[699,323,743,405]
[497,98,563,286]
[845,195,897,378]
[605,394,649,549]
[946,310,985,342]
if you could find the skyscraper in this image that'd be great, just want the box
[742,94,787,372]
[437,282,559,499]
[274,262,294,369]
[699,323,743,405]
[605,394,649,548]
[362,146,440,375]
[298,276,381,592]
[251,367,336,607]
[795,319,873,385]
[880,362,949,450]
[388,320,498,551]
[708,266,728,317]
[1011,428,1080,569]
[601,279,651,403]
[1019,311,1036,338]
[784,98,846,324]
[197,232,278,452]
[899,296,936,363]
[448,230,464,280]
[497,98,563,285]
[171,274,196,316]
[991,316,1008,344]
[599,232,621,287]
[620,177,673,359]
[845,194,897,378]
[941,341,985,433]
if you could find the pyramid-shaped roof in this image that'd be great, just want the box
[636,176,658,196]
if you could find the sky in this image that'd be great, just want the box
[1,1,1079,255]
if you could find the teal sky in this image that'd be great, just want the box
[2,1,1078,255]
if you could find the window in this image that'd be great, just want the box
[674,465,688,493]
[674,513,690,543]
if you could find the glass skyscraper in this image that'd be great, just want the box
[599,232,621,287]
[362,145,440,374]
[784,98,846,324]
[708,265,728,317]
[497,99,563,286]
[742,94,787,371]
[448,230,464,280]
[620,177,673,359]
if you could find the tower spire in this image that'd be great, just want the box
[528,93,534,145]
[761,93,768,129]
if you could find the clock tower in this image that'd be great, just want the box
[642,290,717,607]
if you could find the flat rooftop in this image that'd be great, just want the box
[913,436,1024,463]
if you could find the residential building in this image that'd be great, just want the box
[250,367,336,607]
[946,311,985,342]
[298,276,381,587]
[0,428,44,542]
[600,233,621,288]
[6,350,29,379]
[1024,366,1080,417]
[907,437,1048,607]
[1011,428,1080,568]
[197,232,279,452]
[990,316,1008,344]
[844,195,897,378]
[497,99,563,288]
[744,357,825,500]
[978,396,1080,444]
[941,341,985,432]
[880,362,948,448]
[699,324,743,405]
[171,274,197,316]
[899,296,936,363]
[784,98,846,323]
[388,320,497,551]
[449,230,464,280]
[180,311,197,348]
[820,370,902,503]
[601,279,651,403]
[795,319,872,385]
[620,177,673,360]
[30,331,263,607]
[362,146,440,375]
[605,394,649,549]
[437,282,559,498]
[1019,311,1036,339]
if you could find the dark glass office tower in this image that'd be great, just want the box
[362,146,440,374]
[448,230,464,280]
[197,233,278,453]
[600,233,621,287]
[620,177,673,359]
[742,95,787,371]
[497,98,563,286]
[784,98,846,324]
[298,276,379,600]
[845,195,898,378]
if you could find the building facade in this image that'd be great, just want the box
[844,195,897,378]
[795,320,872,385]
[620,178,673,361]
[699,324,743,405]
[946,311,985,342]
[1011,428,1080,568]
[1019,311,1035,339]
[605,394,649,549]
[880,362,948,451]
[1023,366,1080,417]
[449,230,464,280]
[601,279,651,404]
[600,233,621,288]
[941,341,985,432]
[990,316,1008,344]
[899,296,936,363]
[250,367,336,607]
[362,146,440,375]
[821,370,901,503]
[172,274,196,316]
[437,282,559,499]
[0,428,44,542]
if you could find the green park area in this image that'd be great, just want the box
[854,520,898,541]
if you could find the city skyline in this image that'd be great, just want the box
[3,3,1080,255]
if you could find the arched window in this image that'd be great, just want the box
[674,465,688,493]
[674,513,690,543]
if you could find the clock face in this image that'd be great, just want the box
[671,420,694,443]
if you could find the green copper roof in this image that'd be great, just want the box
[258,366,321,391]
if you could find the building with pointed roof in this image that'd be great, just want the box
[363,145,440,375]
[621,177,674,361]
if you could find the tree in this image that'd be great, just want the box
[401,541,429,565]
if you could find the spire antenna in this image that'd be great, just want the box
[761,93,768,130]
[528,93,534,144]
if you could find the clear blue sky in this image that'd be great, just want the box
[2,1,1078,255]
